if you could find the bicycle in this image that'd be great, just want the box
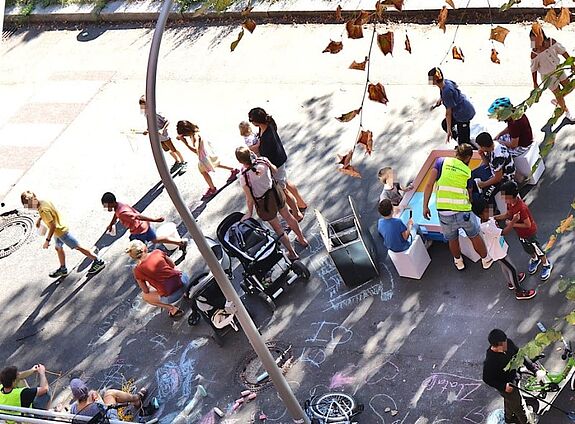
[304,392,363,424]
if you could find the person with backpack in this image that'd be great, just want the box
[235,146,307,260]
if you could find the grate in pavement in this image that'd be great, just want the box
[0,214,35,259]
[235,341,293,393]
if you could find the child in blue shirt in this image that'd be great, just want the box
[377,199,413,253]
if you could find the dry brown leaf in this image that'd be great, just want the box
[438,6,448,32]
[375,1,385,19]
[557,7,571,29]
[323,40,343,54]
[544,234,557,251]
[240,6,253,16]
[445,0,455,8]
[339,165,362,178]
[490,25,510,44]
[349,57,368,70]
[405,33,412,53]
[543,0,556,5]
[357,130,374,154]
[491,48,501,64]
[452,46,465,62]
[558,215,575,233]
[355,10,371,25]
[335,5,343,21]
[336,149,354,167]
[230,28,244,52]
[346,20,364,39]
[377,31,394,55]
[368,83,389,104]
[242,19,256,33]
[544,8,558,26]
[335,108,361,122]
[531,22,544,48]
[384,0,403,11]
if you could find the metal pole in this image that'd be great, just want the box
[144,2,309,423]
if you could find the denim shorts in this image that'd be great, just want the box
[129,226,157,243]
[159,273,191,303]
[438,211,480,241]
[55,232,79,249]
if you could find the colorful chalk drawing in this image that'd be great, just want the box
[420,372,483,403]
[299,321,354,368]
[306,229,395,312]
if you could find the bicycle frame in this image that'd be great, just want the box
[522,339,575,394]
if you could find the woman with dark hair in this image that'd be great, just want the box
[236,146,307,260]
[428,67,476,145]
[176,120,239,200]
[247,107,307,221]
[530,28,574,119]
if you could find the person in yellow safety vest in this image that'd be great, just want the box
[0,364,50,423]
[423,144,493,271]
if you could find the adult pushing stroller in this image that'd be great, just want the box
[187,237,240,346]
[217,212,310,311]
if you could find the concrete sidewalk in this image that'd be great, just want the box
[4,0,575,25]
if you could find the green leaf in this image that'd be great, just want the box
[500,0,522,12]
[496,107,513,121]
[230,28,244,52]
[566,286,575,301]
[540,132,556,158]
[565,56,575,67]
[566,311,575,325]
[571,201,575,210]
[558,277,575,292]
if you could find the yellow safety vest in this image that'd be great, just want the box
[435,157,471,212]
[0,386,24,424]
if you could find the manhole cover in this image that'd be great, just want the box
[235,341,293,393]
[0,215,35,259]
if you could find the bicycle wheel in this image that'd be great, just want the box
[308,392,358,422]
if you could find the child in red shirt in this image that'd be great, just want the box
[496,181,552,281]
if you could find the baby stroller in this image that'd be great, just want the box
[187,237,240,346]
[217,212,310,311]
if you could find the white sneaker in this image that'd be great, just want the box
[454,256,465,270]
[481,256,494,269]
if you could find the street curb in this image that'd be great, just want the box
[3,6,554,26]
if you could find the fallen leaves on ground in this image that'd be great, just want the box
[349,57,368,70]
[490,26,510,43]
[323,40,343,54]
[545,7,571,29]
[242,19,256,33]
[346,20,364,39]
[357,130,373,154]
[491,48,501,64]
[335,5,343,20]
[230,28,244,52]
[368,83,389,104]
[452,46,465,61]
[377,31,394,55]
[438,6,448,32]
[405,33,412,53]
[335,108,361,122]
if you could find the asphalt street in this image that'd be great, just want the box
[1,20,575,423]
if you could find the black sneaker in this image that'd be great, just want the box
[516,289,536,300]
[87,259,106,274]
[178,162,188,175]
[169,162,181,174]
[49,266,69,278]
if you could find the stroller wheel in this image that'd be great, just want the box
[258,292,276,311]
[291,260,310,280]
[240,281,251,294]
[188,310,201,326]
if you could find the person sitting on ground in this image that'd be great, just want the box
[69,378,146,420]
[101,192,188,254]
[488,98,534,157]
[236,146,307,260]
[176,120,239,201]
[495,181,553,281]
[239,121,259,155]
[377,199,413,253]
[0,364,50,422]
[139,95,187,175]
[471,198,535,300]
[21,191,105,278]
[474,132,516,203]
[126,240,192,319]
[428,67,476,145]
[377,167,413,214]
[482,329,536,424]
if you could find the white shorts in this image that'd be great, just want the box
[275,164,287,189]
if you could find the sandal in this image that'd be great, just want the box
[169,308,184,320]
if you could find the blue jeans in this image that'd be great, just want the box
[129,226,157,243]
[438,212,480,241]
[159,274,191,304]
[55,232,79,249]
